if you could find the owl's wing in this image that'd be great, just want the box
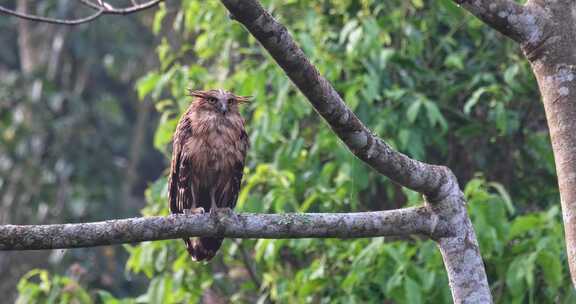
[168,128,196,214]
[168,135,182,214]
[169,121,206,260]
[228,129,249,208]
[226,161,244,209]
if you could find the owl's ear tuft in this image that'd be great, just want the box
[187,89,208,99]
[234,95,252,103]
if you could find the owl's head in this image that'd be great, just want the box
[188,89,250,115]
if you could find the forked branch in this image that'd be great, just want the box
[219,1,492,302]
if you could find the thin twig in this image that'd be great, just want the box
[0,0,163,25]
[0,6,104,25]
[80,0,163,15]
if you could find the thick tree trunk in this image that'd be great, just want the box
[455,0,576,288]
[521,2,576,286]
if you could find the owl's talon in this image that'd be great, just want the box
[184,207,205,215]
[210,207,234,216]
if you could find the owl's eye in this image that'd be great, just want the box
[207,97,217,104]
[227,98,234,104]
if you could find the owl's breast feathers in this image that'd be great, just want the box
[178,112,248,186]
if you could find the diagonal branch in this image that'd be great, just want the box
[452,0,548,45]
[218,2,492,302]
[0,207,448,250]
[0,0,163,25]
[220,0,455,202]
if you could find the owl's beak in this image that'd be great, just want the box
[219,101,228,114]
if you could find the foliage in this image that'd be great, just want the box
[0,2,160,300]
[0,2,158,223]
[16,269,91,304]
[18,177,573,303]
[12,0,574,303]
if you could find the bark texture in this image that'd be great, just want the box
[432,188,492,303]
[0,208,448,250]
[455,0,576,289]
[455,0,547,44]
[521,0,576,288]
[220,1,492,302]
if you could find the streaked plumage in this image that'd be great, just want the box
[168,89,249,261]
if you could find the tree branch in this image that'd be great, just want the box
[0,207,448,250]
[219,1,492,302]
[0,0,163,25]
[453,0,548,45]
[0,6,104,25]
[79,0,164,15]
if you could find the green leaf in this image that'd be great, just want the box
[136,72,160,100]
[509,215,541,240]
[423,100,448,131]
[155,246,167,272]
[506,258,526,298]
[405,277,423,304]
[411,0,424,9]
[147,276,166,304]
[464,87,487,115]
[504,64,519,86]
[488,182,515,215]
[438,0,463,16]
[98,290,121,304]
[406,100,422,123]
[536,250,562,288]
[444,52,464,70]
[152,4,167,34]
[339,20,359,44]
[494,102,508,135]
[154,116,178,152]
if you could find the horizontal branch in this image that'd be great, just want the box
[0,207,449,250]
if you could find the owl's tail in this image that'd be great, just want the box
[184,237,223,261]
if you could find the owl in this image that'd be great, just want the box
[168,89,249,261]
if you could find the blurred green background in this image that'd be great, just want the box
[1,0,574,303]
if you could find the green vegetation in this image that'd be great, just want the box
[6,0,575,303]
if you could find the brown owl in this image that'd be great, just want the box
[168,89,249,261]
